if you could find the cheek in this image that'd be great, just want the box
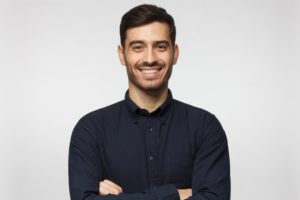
[160,52,174,64]
[126,55,143,68]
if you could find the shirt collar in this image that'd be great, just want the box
[124,89,173,122]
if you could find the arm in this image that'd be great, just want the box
[99,180,191,200]
[68,116,180,200]
[188,115,231,200]
[93,115,230,200]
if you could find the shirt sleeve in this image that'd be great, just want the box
[187,115,231,200]
[68,116,180,200]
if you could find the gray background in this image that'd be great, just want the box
[1,0,299,199]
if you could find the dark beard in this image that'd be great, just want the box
[126,64,173,92]
[124,54,173,92]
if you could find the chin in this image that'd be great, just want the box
[143,87,162,92]
[139,82,167,92]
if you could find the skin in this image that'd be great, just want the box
[118,21,179,112]
[99,22,192,200]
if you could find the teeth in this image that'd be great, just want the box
[142,69,159,74]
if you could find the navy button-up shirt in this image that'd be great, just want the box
[69,90,230,200]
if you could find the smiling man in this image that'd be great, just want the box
[119,21,177,93]
[69,4,230,200]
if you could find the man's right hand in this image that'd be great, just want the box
[177,188,192,200]
[99,179,123,195]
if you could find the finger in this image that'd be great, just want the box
[99,185,111,195]
[101,183,120,195]
[103,179,123,193]
[103,179,123,192]
[100,183,110,195]
[100,185,119,195]
[100,182,121,195]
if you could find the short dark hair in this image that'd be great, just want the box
[120,4,176,47]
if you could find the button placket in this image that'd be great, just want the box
[144,117,160,187]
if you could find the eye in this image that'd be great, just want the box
[156,44,168,51]
[132,44,143,52]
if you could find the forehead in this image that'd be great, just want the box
[125,22,171,45]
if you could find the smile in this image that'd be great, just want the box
[139,66,162,74]
[141,69,160,74]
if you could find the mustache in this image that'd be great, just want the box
[136,61,165,68]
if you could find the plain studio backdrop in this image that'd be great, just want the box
[0,0,299,199]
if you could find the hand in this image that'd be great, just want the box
[99,179,123,195]
[177,188,192,200]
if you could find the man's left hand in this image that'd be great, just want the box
[99,179,123,195]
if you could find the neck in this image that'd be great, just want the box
[128,84,168,113]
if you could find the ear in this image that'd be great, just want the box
[172,44,179,65]
[118,45,126,66]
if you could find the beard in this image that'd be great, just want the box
[125,59,173,92]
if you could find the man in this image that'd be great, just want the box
[69,4,230,200]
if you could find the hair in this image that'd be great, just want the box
[120,4,176,47]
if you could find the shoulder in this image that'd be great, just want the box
[84,100,124,118]
[172,99,224,134]
[73,100,125,131]
[173,99,215,120]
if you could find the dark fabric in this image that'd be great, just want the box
[69,89,230,200]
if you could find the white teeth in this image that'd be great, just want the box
[142,69,159,74]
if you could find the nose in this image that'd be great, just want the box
[143,47,157,64]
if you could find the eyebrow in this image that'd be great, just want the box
[128,40,170,47]
[155,40,170,45]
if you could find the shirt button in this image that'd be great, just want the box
[149,156,154,161]
[149,127,153,132]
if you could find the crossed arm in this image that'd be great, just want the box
[99,179,192,200]
[69,115,230,200]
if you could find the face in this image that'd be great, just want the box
[118,22,179,92]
